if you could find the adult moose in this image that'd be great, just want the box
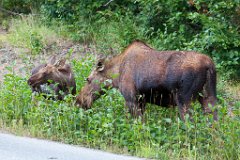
[76,40,218,121]
[28,55,76,100]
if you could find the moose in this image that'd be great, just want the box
[28,55,76,100]
[76,40,218,121]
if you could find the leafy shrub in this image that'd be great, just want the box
[1,0,44,14]
[39,0,240,78]
[1,0,240,77]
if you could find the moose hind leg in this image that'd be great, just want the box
[176,93,192,121]
[198,96,218,120]
[198,67,218,120]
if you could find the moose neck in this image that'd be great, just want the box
[52,71,69,86]
[104,54,125,89]
[103,41,150,89]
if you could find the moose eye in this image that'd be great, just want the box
[86,78,91,83]
[43,72,48,76]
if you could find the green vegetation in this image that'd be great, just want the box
[0,0,240,159]
[39,0,240,78]
[6,16,62,55]
[0,56,240,159]
[2,0,239,78]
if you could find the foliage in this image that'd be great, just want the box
[39,0,240,78]
[2,0,239,77]
[0,56,240,159]
[5,16,60,55]
[1,0,44,14]
[137,0,240,79]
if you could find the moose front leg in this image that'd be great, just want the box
[137,95,146,117]
[126,100,142,118]
[120,84,144,118]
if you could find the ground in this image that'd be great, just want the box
[0,25,96,81]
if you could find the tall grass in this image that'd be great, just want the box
[0,55,239,159]
[6,16,61,54]
[3,15,143,55]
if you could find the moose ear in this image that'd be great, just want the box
[96,59,105,72]
[97,64,105,72]
[48,55,57,65]
[54,58,66,68]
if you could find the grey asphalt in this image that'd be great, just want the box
[0,132,145,160]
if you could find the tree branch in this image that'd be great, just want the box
[104,0,114,7]
[0,6,21,15]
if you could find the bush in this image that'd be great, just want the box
[1,0,44,14]
[2,1,240,77]
[39,0,240,79]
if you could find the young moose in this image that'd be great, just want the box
[76,40,218,121]
[28,56,76,100]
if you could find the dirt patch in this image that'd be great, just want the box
[0,27,7,34]
[0,25,97,81]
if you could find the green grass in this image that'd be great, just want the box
[0,55,239,159]
[5,16,62,55]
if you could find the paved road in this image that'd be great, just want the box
[0,133,144,160]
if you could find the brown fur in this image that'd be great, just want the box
[28,56,76,100]
[76,40,218,121]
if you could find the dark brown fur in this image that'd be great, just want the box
[28,56,76,100]
[76,40,218,120]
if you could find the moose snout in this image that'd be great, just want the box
[27,77,34,86]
